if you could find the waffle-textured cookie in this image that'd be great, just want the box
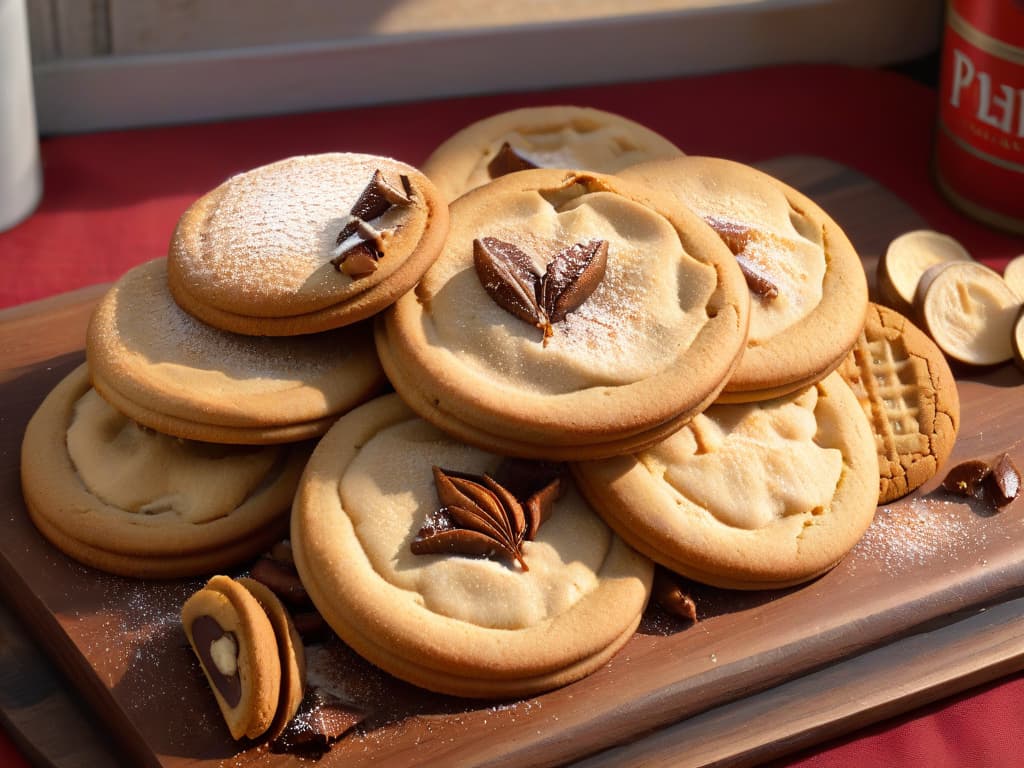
[621,156,868,403]
[837,303,960,503]
[290,395,653,698]
[167,153,448,335]
[20,365,310,578]
[376,168,750,460]
[181,575,306,741]
[422,105,683,202]
[88,259,384,445]
[572,372,879,590]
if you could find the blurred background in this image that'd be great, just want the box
[24,0,944,133]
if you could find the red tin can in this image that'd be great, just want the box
[934,0,1024,233]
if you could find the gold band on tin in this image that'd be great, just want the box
[934,168,1024,233]
[947,2,1024,64]
[938,121,1024,174]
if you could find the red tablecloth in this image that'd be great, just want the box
[1,63,1022,767]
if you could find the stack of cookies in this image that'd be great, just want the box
[20,105,963,731]
[21,153,448,581]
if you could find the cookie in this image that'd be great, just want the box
[235,577,307,738]
[167,153,449,336]
[20,364,310,578]
[572,372,879,590]
[376,168,750,460]
[181,575,305,741]
[422,105,684,202]
[290,395,654,698]
[87,259,384,444]
[837,303,960,503]
[620,156,869,402]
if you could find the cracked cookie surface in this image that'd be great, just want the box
[571,371,878,589]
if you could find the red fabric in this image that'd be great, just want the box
[1,64,1023,766]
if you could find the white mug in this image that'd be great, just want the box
[0,0,43,232]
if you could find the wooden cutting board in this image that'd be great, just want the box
[1,156,1022,768]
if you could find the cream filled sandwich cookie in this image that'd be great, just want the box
[167,153,449,335]
[422,105,684,202]
[20,365,310,578]
[87,259,384,444]
[376,168,750,460]
[290,395,654,698]
[621,156,869,403]
[572,371,879,590]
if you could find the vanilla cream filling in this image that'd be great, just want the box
[424,188,719,394]
[462,123,656,191]
[67,389,279,523]
[338,417,610,629]
[640,386,842,530]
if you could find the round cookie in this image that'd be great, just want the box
[290,395,654,698]
[837,302,960,503]
[421,105,684,202]
[571,371,879,590]
[20,364,310,578]
[620,156,869,403]
[181,576,283,740]
[87,259,384,444]
[377,168,750,460]
[235,577,307,739]
[167,153,449,335]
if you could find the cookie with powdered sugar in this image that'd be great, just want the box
[167,153,449,336]
[421,105,683,202]
[87,259,384,444]
[375,167,750,460]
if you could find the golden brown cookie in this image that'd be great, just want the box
[20,364,310,578]
[572,372,879,590]
[621,156,869,403]
[167,153,449,335]
[181,576,283,740]
[87,259,384,444]
[376,168,750,460]
[422,105,684,202]
[837,303,960,503]
[290,395,653,698]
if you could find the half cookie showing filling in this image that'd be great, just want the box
[88,259,384,444]
[377,168,750,460]
[290,395,653,698]
[20,365,311,578]
[621,156,869,403]
[572,372,879,590]
[167,153,449,335]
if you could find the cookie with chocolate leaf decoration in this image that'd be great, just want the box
[376,168,751,460]
[167,153,448,335]
[422,105,683,202]
[621,156,869,403]
[290,394,654,698]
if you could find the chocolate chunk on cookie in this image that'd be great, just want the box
[167,153,448,336]
[290,395,653,698]
[422,105,683,202]
[377,168,750,460]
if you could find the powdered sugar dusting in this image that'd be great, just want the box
[850,497,985,573]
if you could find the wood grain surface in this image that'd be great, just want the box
[1,156,1022,768]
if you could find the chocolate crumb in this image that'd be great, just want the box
[269,687,369,757]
